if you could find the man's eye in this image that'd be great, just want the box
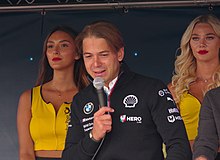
[83,54,92,58]
[100,52,109,57]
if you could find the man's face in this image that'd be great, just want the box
[82,36,124,86]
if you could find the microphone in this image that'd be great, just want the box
[93,77,105,107]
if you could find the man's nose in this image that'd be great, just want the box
[93,55,101,66]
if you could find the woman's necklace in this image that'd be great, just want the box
[196,76,212,83]
[52,83,62,97]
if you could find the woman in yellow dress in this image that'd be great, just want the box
[17,26,89,160]
[168,14,220,151]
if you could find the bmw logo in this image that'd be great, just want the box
[83,102,94,115]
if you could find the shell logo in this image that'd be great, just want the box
[123,95,138,108]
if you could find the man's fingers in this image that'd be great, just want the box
[94,107,114,116]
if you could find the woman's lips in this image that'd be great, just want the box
[52,57,62,61]
[198,50,208,55]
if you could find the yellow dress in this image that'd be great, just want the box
[179,91,201,140]
[30,86,71,150]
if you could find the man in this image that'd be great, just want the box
[193,87,220,160]
[62,21,192,160]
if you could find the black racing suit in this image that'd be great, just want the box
[62,63,192,160]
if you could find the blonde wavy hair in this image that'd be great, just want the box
[171,14,220,104]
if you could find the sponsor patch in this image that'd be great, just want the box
[120,114,142,123]
[83,102,94,115]
[81,116,94,123]
[158,88,171,97]
[166,96,175,105]
[81,116,94,132]
[123,95,138,108]
[64,107,71,114]
[167,97,174,102]
[167,115,182,123]
[83,122,93,132]
[168,108,179,114]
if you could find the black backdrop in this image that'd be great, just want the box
[1,6,220,159]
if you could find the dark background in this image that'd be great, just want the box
[1,1,220,159]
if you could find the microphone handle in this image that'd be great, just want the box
[97,88,105,107]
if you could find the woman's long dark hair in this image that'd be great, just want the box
[35,26,89,90]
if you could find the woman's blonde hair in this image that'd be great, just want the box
[171,14,220,104]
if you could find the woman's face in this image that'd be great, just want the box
[190,23,220,63]
[46,31,78,70]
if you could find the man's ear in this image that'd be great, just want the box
[117,47,124,62]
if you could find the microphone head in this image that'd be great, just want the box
[93,77,104,90]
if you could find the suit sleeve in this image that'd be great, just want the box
[193,91,218,160]
[62,95,101,160]
[149,81,192,160]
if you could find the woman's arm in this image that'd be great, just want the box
[17,90,35,160]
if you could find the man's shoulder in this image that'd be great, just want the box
[206,86,220,98]
[74,84,94,99]
[121,63,164,85]
[132,72,165,85]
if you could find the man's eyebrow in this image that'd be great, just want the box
[83,50,110,55]
[99,50,110,53]
[83,52,91,55]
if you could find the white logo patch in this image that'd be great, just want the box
[167,115,182,123]
[120,115,142,123]
[168,108,179,114]
[123,95,138,108]
[82,116,94,123]
[167,97,174,102]
[158,90,165,97]
[167,115,175,123]
[83,102,94,115]
[158,88,171,97]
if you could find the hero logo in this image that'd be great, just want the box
[167,115,182,123]
[120,115,142,123]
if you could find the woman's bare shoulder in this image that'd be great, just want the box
[167,82,176,97]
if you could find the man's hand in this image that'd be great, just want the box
[91,107,114,141]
